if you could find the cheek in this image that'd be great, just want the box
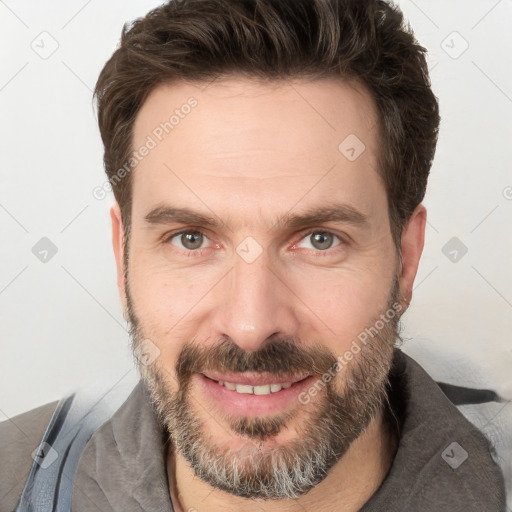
[127,260,222,357]
[293,268,394,351]
[128,265,179,333]
[129,253,209,320]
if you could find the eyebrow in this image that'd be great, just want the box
[144,203,369,232]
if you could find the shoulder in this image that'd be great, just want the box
[375,350,507,510]
[0,400,59,512]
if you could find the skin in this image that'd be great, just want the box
[110,76,426,511]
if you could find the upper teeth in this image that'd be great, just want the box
[218,380,293,395]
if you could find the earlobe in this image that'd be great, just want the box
[398,204,426,310]
[110,202,127,317]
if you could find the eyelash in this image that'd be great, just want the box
[161,228,345,257]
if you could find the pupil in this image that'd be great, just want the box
[312,232,332,250]
[182,232,202,249]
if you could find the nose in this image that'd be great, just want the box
[211,249,300,352]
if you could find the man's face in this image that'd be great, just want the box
[115,77,406,499]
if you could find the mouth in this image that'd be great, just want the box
[196,371,317,416]
[202,372,311,395]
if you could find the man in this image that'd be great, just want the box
[1,0,507,510]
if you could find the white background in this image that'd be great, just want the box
[1,0,511,426]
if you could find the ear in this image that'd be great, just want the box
[398,204,426,310]
[110,202,128,320]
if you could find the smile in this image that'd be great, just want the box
[205,377,294,395]
[197,372,317,416]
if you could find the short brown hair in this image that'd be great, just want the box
[94,0,440,249]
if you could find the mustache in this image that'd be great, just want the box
[175,337,338,381]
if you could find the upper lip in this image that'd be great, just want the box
[200,371,311,387]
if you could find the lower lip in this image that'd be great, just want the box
[196,373,317,416]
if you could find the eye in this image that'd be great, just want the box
[167,230,210,251]
[293,231,342,251]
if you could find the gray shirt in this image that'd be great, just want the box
[1,349,506,511]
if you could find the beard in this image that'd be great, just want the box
[125,270,402,500]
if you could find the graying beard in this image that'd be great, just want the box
[140,331,394,500]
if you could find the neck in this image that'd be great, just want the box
[167,407,397,512]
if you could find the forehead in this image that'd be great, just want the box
[130,76,385,227]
